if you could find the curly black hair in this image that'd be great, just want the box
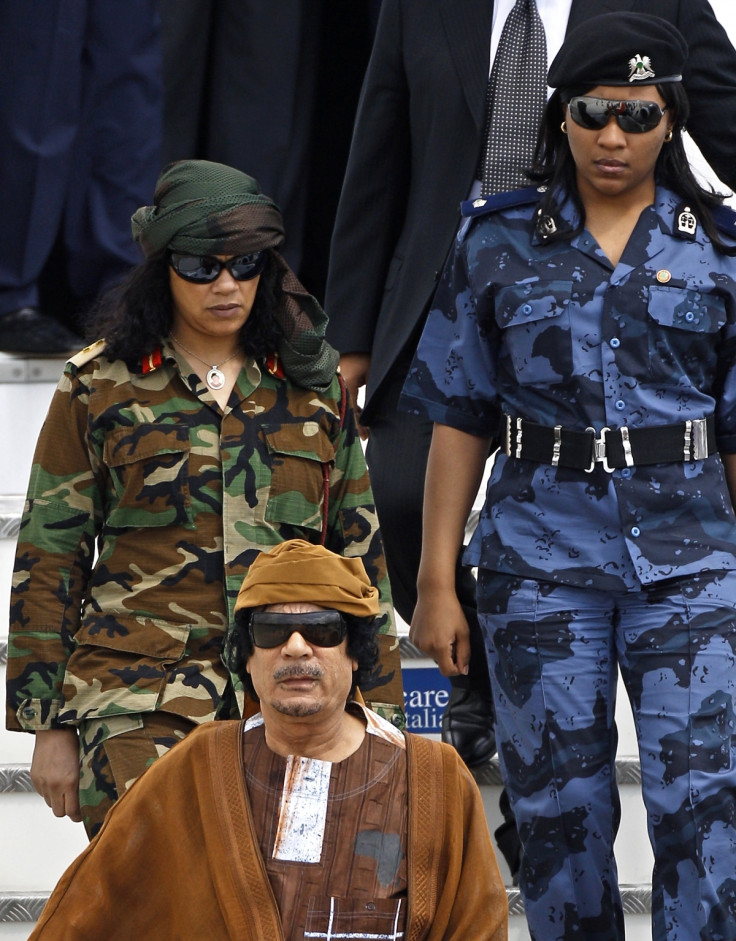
[85,249,286,362]
[527,82,736,256]
[226,607,380,702]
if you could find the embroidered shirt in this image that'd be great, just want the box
[243,704,408,940]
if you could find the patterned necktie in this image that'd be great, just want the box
[477,0,548,195]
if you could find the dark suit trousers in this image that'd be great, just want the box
[366,364,492,695]
[0,0,162,317]
[160,0,320,277]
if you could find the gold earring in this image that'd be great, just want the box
[664,129,673,142]
[561,120,568,134]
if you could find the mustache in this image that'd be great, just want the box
[273,664,323,681]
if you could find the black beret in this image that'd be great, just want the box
[548,12,688,89]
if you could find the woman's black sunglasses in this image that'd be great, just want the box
[249,610,347,649]
[567,96,668,134]
[169,250,266,284]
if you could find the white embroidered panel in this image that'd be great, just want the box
[272,755,332,862]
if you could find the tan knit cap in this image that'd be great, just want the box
[235,540,379,617]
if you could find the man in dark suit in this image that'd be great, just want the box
[324,0,736,873]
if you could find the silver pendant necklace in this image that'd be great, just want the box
[170,334,239,391]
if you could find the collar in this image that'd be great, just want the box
[141,339,283,381]
[529,185,705,248]
[653,186,709,243]
[530,186,579,246]
[243,699,406,750]
[139,337,178,375]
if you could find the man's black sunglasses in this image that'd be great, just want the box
[169,251,266,283]
[567,96,668,134]
[249,610,347,649]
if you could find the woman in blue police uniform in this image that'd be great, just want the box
[402,13,736,941]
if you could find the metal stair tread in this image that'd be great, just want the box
[0,755,644,793]
[0,498,23,540]
[0,886,654,924]
[0,355,68,385]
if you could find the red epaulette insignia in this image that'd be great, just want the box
[141,347,163,374]
[265,352,285,378]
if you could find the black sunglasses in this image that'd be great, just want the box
[567,96,668,134]
[169,251,266,284]
[249,610,347,649]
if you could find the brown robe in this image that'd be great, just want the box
[30,719,508,940]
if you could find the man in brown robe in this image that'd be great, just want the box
[29,540,507,941]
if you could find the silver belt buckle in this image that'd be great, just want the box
[685,417,709,461]
[514,416,523,459]
[504,414,524,459]
[620,426,634,467]
[585,426,613,473]
[551,425,562,467]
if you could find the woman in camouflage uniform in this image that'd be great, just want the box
[6,160,401,837]
[404,13,736,941]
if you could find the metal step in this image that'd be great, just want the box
[0,887,657,925]
[0,754,644,795]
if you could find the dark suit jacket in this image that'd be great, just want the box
[325,0,736,422]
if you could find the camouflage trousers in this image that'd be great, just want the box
[77,712,196,838]
[478,569,736,941]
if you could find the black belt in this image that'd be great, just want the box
[500,414,716,472]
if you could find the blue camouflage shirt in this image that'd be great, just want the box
[401,186,736,590]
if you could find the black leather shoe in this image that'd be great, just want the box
[441,686,496,767]
[0,307,83,356]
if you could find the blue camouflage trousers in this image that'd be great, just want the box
[477,569,736,941]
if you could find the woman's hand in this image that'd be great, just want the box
[31,728,83,823]
[410,586,471,677]
[412,423,491,676]
[338,352,371,438]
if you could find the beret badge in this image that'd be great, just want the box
[628,54,655,83]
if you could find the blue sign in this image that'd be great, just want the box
[402,664,451,734]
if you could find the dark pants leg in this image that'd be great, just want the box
[64,0,163,308]
[205,0,321,276]
[366,368,489,691]
[367,374,495,747]
[0,0,161,322]
[0,0,87,314]
[366,368,521,873]
[160,0,214,163]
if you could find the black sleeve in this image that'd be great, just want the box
[676,0,736,191]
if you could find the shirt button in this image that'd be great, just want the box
[522,304,532,314]
[621,468,632,479]
[631,526,641,538]
[22,706,36,719]
[615,399,626,411]
[685,311,695,322]
[610,337,621,348]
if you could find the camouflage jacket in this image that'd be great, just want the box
[402,185,736,590]
[7,341,401,733]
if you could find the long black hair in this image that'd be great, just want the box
[87,249,286,362]
[528,82,736,255]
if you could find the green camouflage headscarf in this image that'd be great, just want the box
[131,160,338,392]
